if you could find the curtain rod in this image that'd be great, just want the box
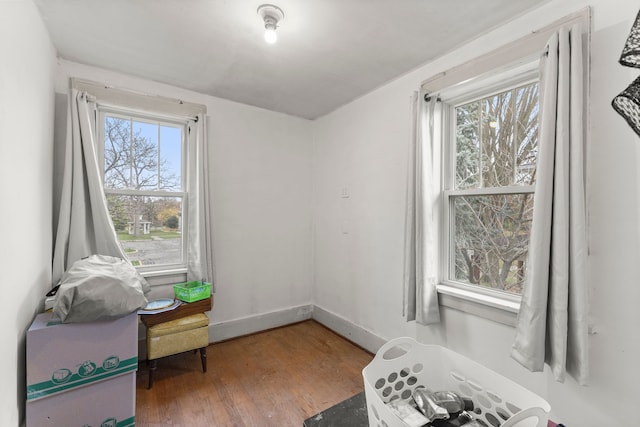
[71,78,207,119]
[420,7,591,94]
[95,100,200,123]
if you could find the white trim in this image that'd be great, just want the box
[141,267,188,278]
[445,186,535,197]
[438,288,519,327]
[99,106,189,128]
[438,62,539,107]
[104,188,186,198]
[137,304,387,359]
[72,78,206,118]
[438,284,519,313]
[141,269,189,289]
[209,305,386,353]
[311,305,386,354]
[209,305,314,343]
[421,7,591,94]
[206,305,386,353]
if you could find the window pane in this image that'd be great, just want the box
[452,193,533,295]
[103,116,182,192]
[514,83,539,185]
[132,121,159,190]
[455,101,480,189]
[481,90,515,187]
[106,195,183,267]
[104,116,131,189]
[160,125,182,191]
[455,82,539,189]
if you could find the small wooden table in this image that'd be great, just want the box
[140,295,212,328]
[140,296,213,388]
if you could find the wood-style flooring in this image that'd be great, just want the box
[135,320,374,426]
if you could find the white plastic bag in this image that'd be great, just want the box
[53,255,149,323]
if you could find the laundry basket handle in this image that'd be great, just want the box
[502,406,548,427]
[373,337,419,363]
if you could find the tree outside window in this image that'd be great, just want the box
[447,82,538,295]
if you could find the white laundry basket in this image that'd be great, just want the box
[363,338,550,427]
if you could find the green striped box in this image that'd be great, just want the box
[26,372,136,427]
[26,312,138,402]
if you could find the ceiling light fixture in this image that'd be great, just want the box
[257,4,284,44]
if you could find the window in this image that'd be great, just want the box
[441,66,539,298]
[98,109,188,271]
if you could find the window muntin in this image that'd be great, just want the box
[444,79,538,297]
[99,110,187,270]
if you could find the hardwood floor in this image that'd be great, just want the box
[135,320,374,426]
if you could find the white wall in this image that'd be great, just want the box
[312,0,640,425]
[11,0,640,424]
[0,1,56,425]
[54,60,315,338]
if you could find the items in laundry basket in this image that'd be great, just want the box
[437,420,486,427]
[412,388,450,423]
[386,399,430,427]
[412,388,477,426]
[430,412,477,427]
[423,390,474,417]
[431,411,473,426]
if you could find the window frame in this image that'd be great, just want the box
[97,106,190,275]
[437,61,540,315]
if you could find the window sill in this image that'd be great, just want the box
[436,284,520,327]
[140,268,188,287]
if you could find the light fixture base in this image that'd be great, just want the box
[257,4,285,26]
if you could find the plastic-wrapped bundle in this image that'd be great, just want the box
[53,254,149,323]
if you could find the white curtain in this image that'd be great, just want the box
[52,89,127,284]
[186,114,215,284]
[511,23,589,385]
[403,92,440,325]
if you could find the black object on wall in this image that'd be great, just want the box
[612,9,640,136]
[619,10,640,67]
[612,75,640,136]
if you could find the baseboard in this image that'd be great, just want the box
[311,305,386,354]
[138,303,386,359]
[209,304,314,343]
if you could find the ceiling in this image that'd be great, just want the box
[34,0,550,120]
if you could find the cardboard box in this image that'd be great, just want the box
[26,312,138,401]
[26,372,135,427]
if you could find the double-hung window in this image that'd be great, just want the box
[440,63,539,303]
[98,108,188,272]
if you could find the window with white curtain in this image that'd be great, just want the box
[440,62,539,302]
[98,108,189,272]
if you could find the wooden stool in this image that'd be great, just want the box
[146,313,209,389]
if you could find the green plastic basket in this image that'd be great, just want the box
[173,281,212,303]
